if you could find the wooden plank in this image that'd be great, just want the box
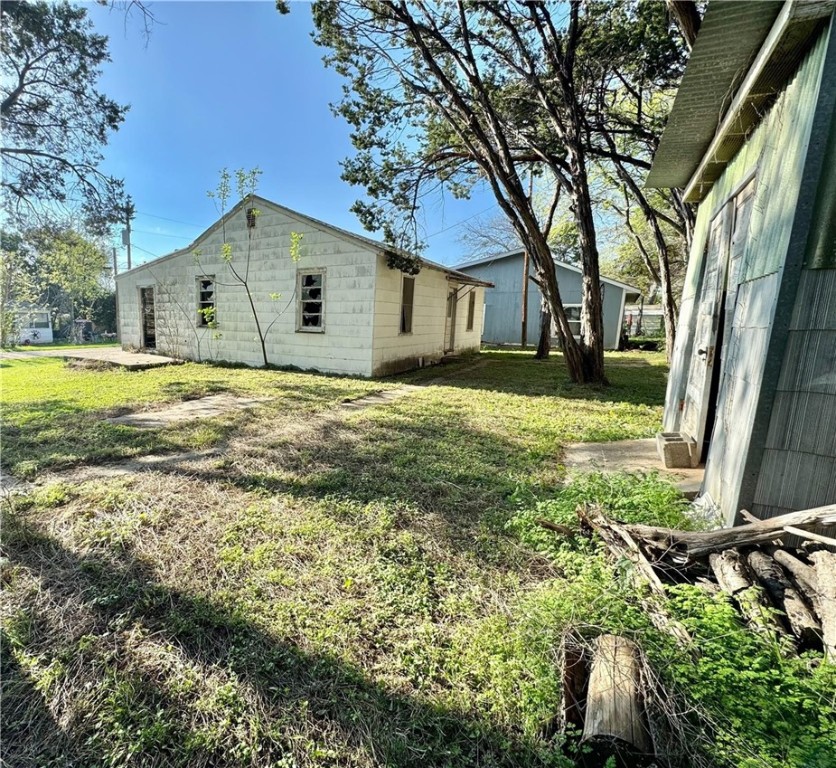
[784,526,836,549]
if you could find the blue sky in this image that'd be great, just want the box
[87,0,501,271]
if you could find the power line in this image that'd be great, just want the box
[135,210,203,228]
[132,228,194,240]
[425,205,498,239]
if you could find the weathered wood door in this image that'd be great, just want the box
[444,287,457,353]
[140,286,156,350]
[680,209,731,452]
[702,181,757,504]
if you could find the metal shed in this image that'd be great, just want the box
[455,250,640,350]
[648,0,836,527]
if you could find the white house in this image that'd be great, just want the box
[115,196,491,377]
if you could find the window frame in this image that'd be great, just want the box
[400,275,415,335]
[563,304,582,340]
[297,269,326,333]
[466,290,476,332]
[196,275,216,327]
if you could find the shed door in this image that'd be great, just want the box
[140,286,156,350]
[680,208,731,453]
[444,287,457,353]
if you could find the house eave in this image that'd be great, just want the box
[647,0,834,201]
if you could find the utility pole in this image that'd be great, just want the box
[123,196,135,270]
[112,247,120,343]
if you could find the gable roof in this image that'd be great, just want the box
[454,249,642,295]
[647,0,834,200]
[116,195,492,288]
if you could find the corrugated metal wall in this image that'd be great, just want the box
[459,255,626,349]
[664,21,832,524]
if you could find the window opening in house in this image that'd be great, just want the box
[400,276,415,333]
[31,313,50,329]
[299,272,324,330]
[564,305,581,338]
[197,277,216,326]
[466,290,476,331]
[246,207,257,229]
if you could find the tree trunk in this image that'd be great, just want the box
[568,143,607,385]
[534,295,551,360]
[580,635,654,767]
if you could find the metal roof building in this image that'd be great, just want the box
[649,0,836,526]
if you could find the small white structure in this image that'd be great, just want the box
[15,307,53,345]
[116,196,491,376]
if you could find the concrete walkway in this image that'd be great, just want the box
[0,347,181,370]
[562,438,704,498]
[107,394,268,428]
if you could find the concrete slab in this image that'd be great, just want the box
[0,347,182,369]
[107,394,268,428]
[562,438,704,498]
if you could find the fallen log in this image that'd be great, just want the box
[626,504,836,564]
[809,551,836,662]
[747,550,821,648]
[772,549,818,596]
[709,549,788,640]
[580,635,654,767]
[577,506,692,647]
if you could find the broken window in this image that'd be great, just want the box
[197,276,216,326]
[466,290,476,331]
[400,276,414,334]
[298,271,324,331]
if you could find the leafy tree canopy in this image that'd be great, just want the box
[1,0,128,230]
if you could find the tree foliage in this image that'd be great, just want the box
[310,0,624,384]
[0,226,111,345]
[1,0,128,228]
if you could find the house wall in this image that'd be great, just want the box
[371,255,484,375]
[663,22,832,522]
[460,256,625,349]
[117,202,378,376]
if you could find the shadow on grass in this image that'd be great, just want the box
[1,630,80,766]
[0,398,249,480]
[3,512,556,767]
[397,352,668,408]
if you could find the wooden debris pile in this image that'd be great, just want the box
[544,504,836,767]
[578,503,836,660]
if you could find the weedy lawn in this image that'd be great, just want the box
[3,351,831,767]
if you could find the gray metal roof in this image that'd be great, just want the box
[455,249,642,295]
[646,1,784,190]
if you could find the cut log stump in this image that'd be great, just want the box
[580,635,654,767]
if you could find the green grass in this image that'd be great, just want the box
[3,350,830,767]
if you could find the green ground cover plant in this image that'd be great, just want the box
[2,350,832,767]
